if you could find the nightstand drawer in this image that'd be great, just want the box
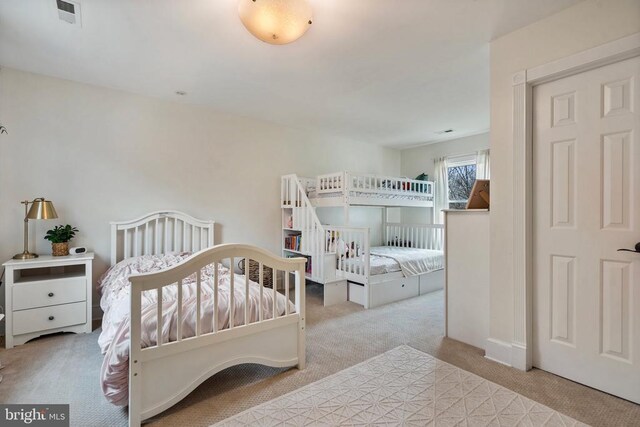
[13,302,86,336]
[13,276,86,310]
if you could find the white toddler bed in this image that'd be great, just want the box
[102,211,306,426]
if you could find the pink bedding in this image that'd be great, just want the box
[98,252,291,406]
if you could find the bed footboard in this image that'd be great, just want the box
[127,244,306,426]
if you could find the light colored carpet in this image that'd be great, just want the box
[0,284,638,426]
[213,345,586,427]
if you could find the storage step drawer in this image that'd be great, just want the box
[13,276,86,311]
[13,302,86,336]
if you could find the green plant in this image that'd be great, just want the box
[44,225,79,244]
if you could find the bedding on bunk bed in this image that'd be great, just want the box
[367,254,403,275]
[341,246,443,277]
[368,246,443,276]
[369,246,444,277]
[97,252,292,406]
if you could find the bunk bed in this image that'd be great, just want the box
[281,172,444,309]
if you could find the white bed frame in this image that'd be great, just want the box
[110,211,306,426]
[327,222,444,309]
[281,175,443,309]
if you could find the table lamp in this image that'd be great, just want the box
[13,198,58,259]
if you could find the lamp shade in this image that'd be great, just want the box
[238,0,313,45]
[27,198,58,220]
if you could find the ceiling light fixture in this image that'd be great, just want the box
[238,0,313,45]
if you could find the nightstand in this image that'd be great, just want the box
[2,253,94,348]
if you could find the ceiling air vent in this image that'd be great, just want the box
[56,0,81,26]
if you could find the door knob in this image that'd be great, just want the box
[617,242,640,253]
[48,316,55,321]
[48,292,54,297]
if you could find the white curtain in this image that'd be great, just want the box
[476,149,491,179]
[433,156,448,224]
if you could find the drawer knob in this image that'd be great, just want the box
[402,284,405,287]
[48,292,54,297]
[48,316,55,321]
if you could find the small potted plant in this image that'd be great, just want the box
[44,224,79,256]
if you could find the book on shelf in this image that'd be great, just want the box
[284,234,302,252]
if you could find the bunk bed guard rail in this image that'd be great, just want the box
[316,172,432,197]
[325,226,370,282]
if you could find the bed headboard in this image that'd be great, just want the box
[110,210,215,266]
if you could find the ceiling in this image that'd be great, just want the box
[0,0,581,148]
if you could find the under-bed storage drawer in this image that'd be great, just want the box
[13,302,87,336]
[370,275,419,308]
[419,269,445,295]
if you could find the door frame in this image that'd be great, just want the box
[511,32,640,371]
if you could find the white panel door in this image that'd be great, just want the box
[533,56,640,403]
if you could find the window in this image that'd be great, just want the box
[447,155,477,209]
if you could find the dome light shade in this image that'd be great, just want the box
[238,0,313,45]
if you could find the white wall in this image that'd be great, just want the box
[400,133,490,223]
[400,133,490,180]
[489,0,640,345]
[0,67,400,318]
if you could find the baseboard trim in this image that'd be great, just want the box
[510,342,530,371]
[484,338,512,367]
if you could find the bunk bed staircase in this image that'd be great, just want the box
[280,174,330,284]
[281,174,369,304]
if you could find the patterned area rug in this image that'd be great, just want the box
[213,345,587,426]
